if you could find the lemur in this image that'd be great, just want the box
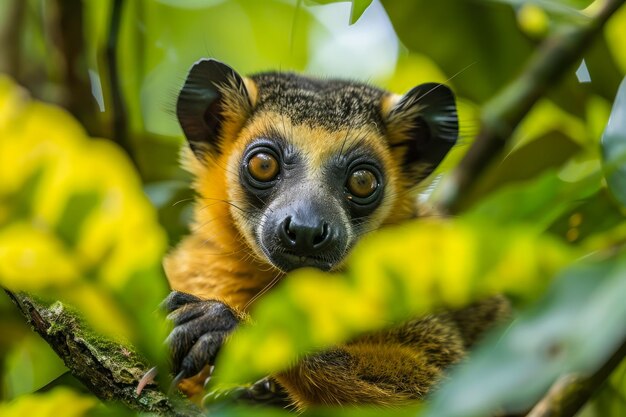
[163,59,509,409]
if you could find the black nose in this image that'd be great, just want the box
[278,216,332,254]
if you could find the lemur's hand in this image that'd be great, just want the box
[163,291,239,381]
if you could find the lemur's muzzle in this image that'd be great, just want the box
[261,197,348,272]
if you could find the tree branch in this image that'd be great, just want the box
[105,0,138,168]
[436,0,626,212]
[52,0,103,137]
[525,339,626,417]
[0,0,25,77]
[4,290,200,417]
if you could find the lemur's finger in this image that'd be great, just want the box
[166,302,210,326]
[167,317,215,373]
[178,331,226,378]
[167,301,238,373]
[161,291,203,313]
[167,300,237,327]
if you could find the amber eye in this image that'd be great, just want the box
[347,169,378,198]
[248,152,279,182]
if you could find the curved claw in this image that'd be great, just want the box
[169,370,186,395]
[136,366,159,395]
[203,365,215,388]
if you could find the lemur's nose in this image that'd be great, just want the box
[278,215,332,254]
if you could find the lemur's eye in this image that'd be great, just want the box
[248,152,279,182]
[347,169,378,198]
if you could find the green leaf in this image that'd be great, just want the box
[213,219,574,385]
[466,169,601,230]
[2,334,67,400]
[601,76,626,208]
[461,132,585,207]
[606,5,626,74]
[485,0,593,16]
[381,0,534,103]
[1,168,44,223]
[425,256,626,417]
[55,192,101,248]
[108,0,319,138]
[303,0,373,24]
[548,188,626,246]
[350,0,373,24]
[0,387,97,417]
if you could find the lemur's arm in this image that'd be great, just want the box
[274,296,510,409]
[163,234,278,396]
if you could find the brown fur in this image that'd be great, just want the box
[166,67,510,408]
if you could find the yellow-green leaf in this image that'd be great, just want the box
[0,387,97,417]
[0,76,169,361]
[214,219,574,385]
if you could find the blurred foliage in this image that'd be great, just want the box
[305,0,374,24]
[0,387,97,417]
[215,220,574,385]
[425,255,626,417]
[2,334,66,400]
[0,76,169,371]
[0,0,625,416]
[601,76,626,206]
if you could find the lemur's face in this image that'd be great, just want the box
[176,59,458,273]
[225,115,395,272]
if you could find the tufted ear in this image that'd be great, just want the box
[177,59,251,160]
[385,83,459,182]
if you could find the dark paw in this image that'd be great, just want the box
[163,291,239,381]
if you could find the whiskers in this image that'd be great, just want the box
[196,197,267,225]
[244,270,283,310]
[172,197,195,207]
[349,214,381,238]
[186,196,270,264]
[411,62,477,106]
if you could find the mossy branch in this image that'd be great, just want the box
[4,289,200,417]
[436,0,626,212]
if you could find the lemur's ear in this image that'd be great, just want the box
[385,83,458,182]
[177,59,252,160]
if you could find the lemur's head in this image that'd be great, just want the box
[177,59,458,273]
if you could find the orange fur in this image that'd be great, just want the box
[166,72,510,408]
